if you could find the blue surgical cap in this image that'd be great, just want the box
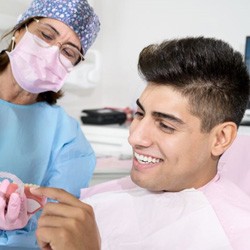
[17,0,100,54]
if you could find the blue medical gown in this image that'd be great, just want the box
[0,99,96,248]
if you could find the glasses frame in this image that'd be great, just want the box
[26,18,85,71]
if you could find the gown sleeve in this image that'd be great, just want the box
[41,119,96,198]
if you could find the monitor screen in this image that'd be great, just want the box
[245,36,250,76]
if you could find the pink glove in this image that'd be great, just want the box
[0,179,30,230]
[0,172,47,230]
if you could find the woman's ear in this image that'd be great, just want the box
[10,29,24,50]
[211,122,237,157]
[13,29,21,40]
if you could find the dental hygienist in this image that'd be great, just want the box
[0,0,100,247]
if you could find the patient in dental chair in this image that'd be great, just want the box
[13,37,250,249]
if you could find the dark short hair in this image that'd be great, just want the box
[0,18,63,105]
[138,37,250,132]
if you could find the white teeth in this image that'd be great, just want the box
[134,152,161,164]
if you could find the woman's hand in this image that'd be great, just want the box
[31,187,101,250]
[0,179,30,230]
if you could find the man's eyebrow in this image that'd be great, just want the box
[136,98,185,125]
[152,112,185,125]
[136,99,145,112]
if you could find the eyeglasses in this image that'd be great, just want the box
[26,19,84,71]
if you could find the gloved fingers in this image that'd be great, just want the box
[5,193,21,223]
[0,179,10,216]
[0,179,10,197]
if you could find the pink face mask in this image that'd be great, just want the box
[7,31,73,94]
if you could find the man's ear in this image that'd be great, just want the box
[211,122,237,157]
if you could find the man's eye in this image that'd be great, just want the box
[159,122,175,133]
[134,111,144,119]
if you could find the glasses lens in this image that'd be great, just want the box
[32,22,57,48]
[59,44,83,67]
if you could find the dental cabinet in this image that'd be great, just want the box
[81,125,132,186]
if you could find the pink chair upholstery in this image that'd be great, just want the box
[218,134,250,196]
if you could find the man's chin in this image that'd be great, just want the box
[130,172,160,192]
[130,171,144,187]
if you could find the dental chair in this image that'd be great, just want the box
[218,134,250,196]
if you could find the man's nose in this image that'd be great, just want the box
[128,118,153,148]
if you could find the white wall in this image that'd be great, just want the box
[1,0,250,122]
[60,0,250,122]
[0,0,32,50]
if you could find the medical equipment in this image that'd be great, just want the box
[81,108,127,125]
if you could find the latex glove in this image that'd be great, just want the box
[0,179,30,230]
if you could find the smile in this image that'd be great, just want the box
[134,152,162,164]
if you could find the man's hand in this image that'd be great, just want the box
[31,187,101,250]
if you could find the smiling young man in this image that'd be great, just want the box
[31,37,250,250]
[129,86,218,192]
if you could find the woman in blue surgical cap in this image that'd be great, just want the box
[0,0,100,247]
